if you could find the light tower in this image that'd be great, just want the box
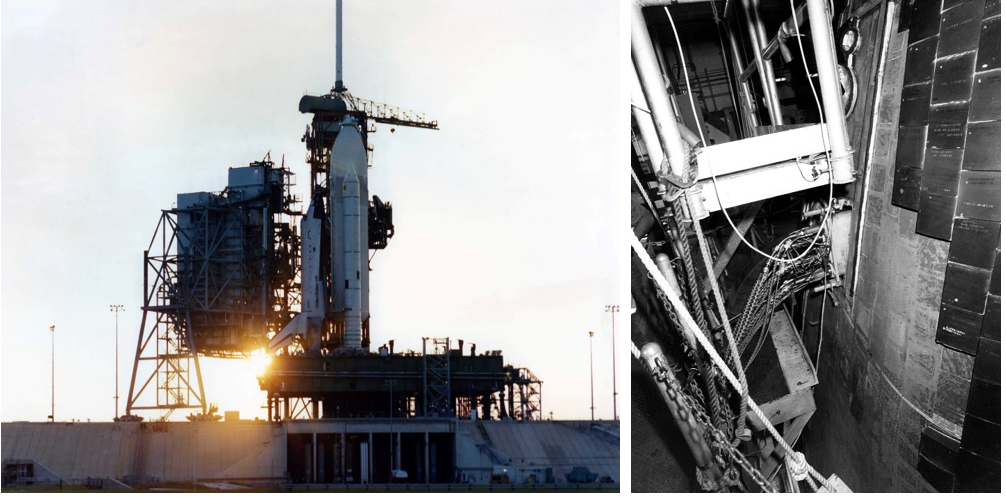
[49,325,55,422]
[605,305,619,420]
[589,331,595,421]
[110,305,125,419]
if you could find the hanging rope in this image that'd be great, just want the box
[630,230,833,491]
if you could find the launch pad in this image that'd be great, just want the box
[124,51,542,424]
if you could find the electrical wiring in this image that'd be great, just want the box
[663,5,835,265]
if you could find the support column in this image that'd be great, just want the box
[312,432,318,484]
[423,432,430,483]
[368,432,373,484]
[395,432,401,472]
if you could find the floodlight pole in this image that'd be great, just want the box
[50,325,55,422]
[110,305,125,419]
[589,331,596,421]
[605,305,620,420]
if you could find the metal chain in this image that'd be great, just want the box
[653,281,734,432]
[681,392,778,493]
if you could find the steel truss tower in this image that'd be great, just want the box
[125,158,299,420]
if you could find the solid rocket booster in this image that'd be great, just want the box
[329,122,369,350]
[342,166,363,349]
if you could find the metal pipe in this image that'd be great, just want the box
[631,4,692,185]
[762,3,806,63]
[851,1,894,296]
[711,1,745,137]
[806,0,855,182]
[739,0,785,125]
[726,20,760,133]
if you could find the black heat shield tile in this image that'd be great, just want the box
[954,450,1001,492]
[959,414,1001,462]
[895,126,928,169]
[968,69,1001,122]
[917,454,956,492]
[921,148,964,196]
[941,261,992,312]
[909,0,944,44]
[937,0,985,58]
[920,424,961,469]
[973,336,1001,383]
[982,295,1001,341]
[927,103,969,148]
[916,193,958,240]
[900,82,933,126]
[986,0,1002,19]
[932,52,977,104]
[892,167,924,210]
[991,251,1001,296]
[956,170,1001,221]
[963,120,1001,171]
[899,0,915,32]
[904,36,940,85]
[948,218,1000,268]
[976,16,1001,71]
[936,302,984,354]
[966,378,1000,423]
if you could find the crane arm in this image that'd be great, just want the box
[347,96,439,130]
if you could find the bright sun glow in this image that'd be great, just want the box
[248,349,272,377]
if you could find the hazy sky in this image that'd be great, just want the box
[1,0,622,422]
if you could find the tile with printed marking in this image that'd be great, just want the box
[956,170,1001,221]
[921,148,964,196]
[937,0,985,57]
[932,52,977,103]
[948,218,1000,268]
[936,302,984,354]
[927,102,969,148]
[900,82,933,126]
